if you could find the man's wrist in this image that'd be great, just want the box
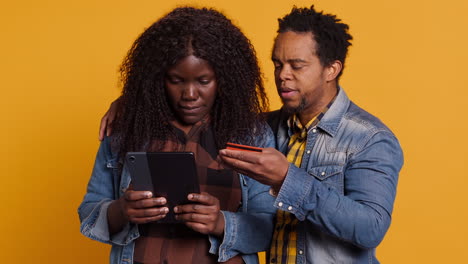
[269,183,282,197]
[269,187,279,197]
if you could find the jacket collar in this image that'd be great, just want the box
[315,87,350,137]
[277,87,350,138]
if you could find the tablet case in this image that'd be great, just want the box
[125,152,200,223]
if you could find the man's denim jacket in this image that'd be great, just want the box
[267,88,403,264]
[78,127,277,264]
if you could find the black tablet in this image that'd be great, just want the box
[125,152,200,223]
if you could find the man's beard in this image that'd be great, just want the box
[282,97,307,115]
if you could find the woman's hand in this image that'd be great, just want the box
[107,188,168,234]
[119,189,169,224]
[174,192,224,237]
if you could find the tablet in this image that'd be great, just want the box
[125,152,200,223]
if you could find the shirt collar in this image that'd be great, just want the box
[287,94,337,136]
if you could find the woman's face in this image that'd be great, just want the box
[165,55,217,126]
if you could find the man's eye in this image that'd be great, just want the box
[291,64,304,70]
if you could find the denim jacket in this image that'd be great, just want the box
[267,88,403,264]
[78,127,277,264]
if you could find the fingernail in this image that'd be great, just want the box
[188,194,194,200]
[145,192,152,198]
[159,197,166,204]
[219,150,226,155]
[173,207,178,213]
[163,207,169,213]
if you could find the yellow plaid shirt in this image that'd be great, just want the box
[269,98,335,264]
[269,115,316,264]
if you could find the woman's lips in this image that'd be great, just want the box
[179,105,202,114]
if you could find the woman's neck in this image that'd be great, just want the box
[171,120,194,135]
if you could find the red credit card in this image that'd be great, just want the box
[226,142,263,152]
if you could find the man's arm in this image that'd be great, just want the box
[216,176,277,259]
[208,125,277,262]
[219,131,403,248]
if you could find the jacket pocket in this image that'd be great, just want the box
[307,165,344,193]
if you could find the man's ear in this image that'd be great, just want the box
[325,60,343,82]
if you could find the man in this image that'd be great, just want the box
[219,6,403,264]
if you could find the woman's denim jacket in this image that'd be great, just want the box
[78,127,276,264]
[267,88,404,264]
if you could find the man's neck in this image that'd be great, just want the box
[297,86,338,126]
[298,110,321,127]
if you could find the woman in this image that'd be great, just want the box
[78,7,276,264]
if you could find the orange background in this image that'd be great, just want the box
[1,0,467,263]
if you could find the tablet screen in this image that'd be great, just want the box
[125,152,200,223]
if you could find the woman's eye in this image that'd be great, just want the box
[199,79,211,85]
[168,77,182,84]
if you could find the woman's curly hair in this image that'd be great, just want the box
[111,7,268,158]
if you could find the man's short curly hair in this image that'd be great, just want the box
[277,5,353,80]
[113,7,268,157]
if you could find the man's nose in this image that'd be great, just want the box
[278,65,292,82]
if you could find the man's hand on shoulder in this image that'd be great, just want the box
[99,98,120,141]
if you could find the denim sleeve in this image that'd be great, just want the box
[275,131,403,249]
[77,138,139,246]
[209,124,277,263]
[216,178,276,261]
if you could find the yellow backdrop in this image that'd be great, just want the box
[1,0,467,263]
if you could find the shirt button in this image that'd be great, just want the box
[312,128,317,133]
[321,172,325,176]
[288,206,293,211]
[298,250,304,255]
[278,202,283,207]
[306,150,311,154]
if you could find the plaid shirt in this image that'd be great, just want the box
[269,99,335,264]
[134,118,243,264]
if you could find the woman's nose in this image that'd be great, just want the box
[182,83,198,100]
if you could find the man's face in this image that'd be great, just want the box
[272,31,335,119]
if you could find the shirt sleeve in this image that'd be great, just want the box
[209,124,277,262]
[214,177,276,261]
[77,137,139,246]
[274,131,403,249]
